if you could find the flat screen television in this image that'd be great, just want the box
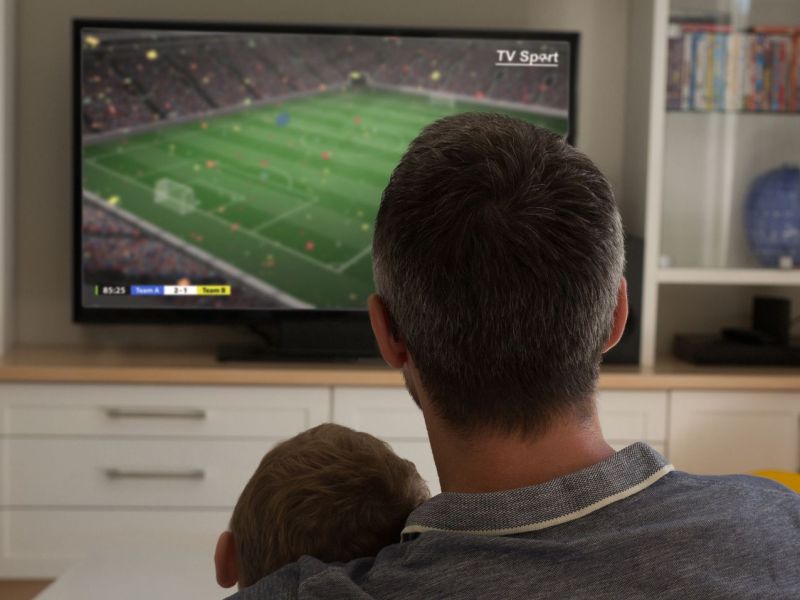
[73,19,579,358]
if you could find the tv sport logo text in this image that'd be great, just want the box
[495,49,559,67]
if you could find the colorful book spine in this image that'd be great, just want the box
[693,33,710,110]
[689,32,701,109]
[666,23,800,113]
[776,36,789,111]
[713,33,726,110]
[789,33,800,112]
[666,25,684,110]
[755,34,767,111]
[726,32,744,111]
[738,34,749,111]
[681,33,693,109]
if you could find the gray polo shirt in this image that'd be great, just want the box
[228,442,800,599]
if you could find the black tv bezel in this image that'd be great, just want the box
[72,18,580,326]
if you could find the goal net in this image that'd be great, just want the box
[154,178,198,215]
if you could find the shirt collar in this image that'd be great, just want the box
[401,442,673,540]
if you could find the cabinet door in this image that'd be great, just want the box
[332,387,439,494]
[0,509,227,579]
[670,391,800,474]
[596,390,668,456]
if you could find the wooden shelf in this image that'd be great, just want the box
[1,345,800,391]
[0,345,403,387]
[658,267,800,286]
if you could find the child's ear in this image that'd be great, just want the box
[214,531,239,588]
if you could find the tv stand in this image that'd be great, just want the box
[216,343,382,363]
[217,319,381,363]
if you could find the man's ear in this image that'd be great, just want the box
[368,293,408,368]
[214,531,239,589]
[603,277,629,353]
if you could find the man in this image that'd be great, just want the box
[229,113,800,599]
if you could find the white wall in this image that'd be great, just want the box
[13,0,632,349]
[0,0,14,354]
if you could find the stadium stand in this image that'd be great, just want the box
[81,32,569,134]
[82,203,287,309]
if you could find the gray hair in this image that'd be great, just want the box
[373,113,624,436]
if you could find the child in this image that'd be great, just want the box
[214,423,431,589]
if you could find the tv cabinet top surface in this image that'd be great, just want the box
[1,345,800,391]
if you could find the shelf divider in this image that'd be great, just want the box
[658,267,800,286]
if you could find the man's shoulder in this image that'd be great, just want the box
[662,469,798,503]
[642,469,800,531]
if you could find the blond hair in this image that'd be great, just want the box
[230,423,430,586]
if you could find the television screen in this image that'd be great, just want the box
[75,21,577,320]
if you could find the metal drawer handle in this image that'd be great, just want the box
[104,408,207,420]
[104,468,206,480]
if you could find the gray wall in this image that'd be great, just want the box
[1,0,13,352]
[13,0,632,348]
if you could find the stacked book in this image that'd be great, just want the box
[666,23,800,112]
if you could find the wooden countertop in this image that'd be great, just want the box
[0,345,799,390]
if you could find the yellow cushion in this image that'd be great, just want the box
[751,470,800,493]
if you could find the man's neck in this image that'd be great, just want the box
[424,404,615,494]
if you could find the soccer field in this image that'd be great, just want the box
[83,88,567,308]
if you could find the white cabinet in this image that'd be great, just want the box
[0,383,330,577]
[21,380,799,579]
[669,390,800,474]
[597,390,668,456]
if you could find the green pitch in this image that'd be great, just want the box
[83,88,568,308]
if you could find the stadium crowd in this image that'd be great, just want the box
[82,203,286,309]
[82,33,569,133]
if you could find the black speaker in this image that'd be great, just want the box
[753,296,791,346]
[603,235,643,365]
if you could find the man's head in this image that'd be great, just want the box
[370,112,626,438]
[214,423,430,589]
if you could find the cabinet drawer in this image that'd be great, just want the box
[1,438,271,508]
[0,509,227,579]
[0,384,329,437]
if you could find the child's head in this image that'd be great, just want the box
[214,423,430,589]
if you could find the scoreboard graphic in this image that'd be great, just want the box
[95,284,233,297]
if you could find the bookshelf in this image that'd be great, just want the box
[634,0,800,365]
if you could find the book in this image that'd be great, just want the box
[665,23,800,114]
[790,35,796,110]
[667,28,684,110]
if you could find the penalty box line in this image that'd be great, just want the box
[252,197,319,233]
[335,244,372,274]
[84,159,339,275]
